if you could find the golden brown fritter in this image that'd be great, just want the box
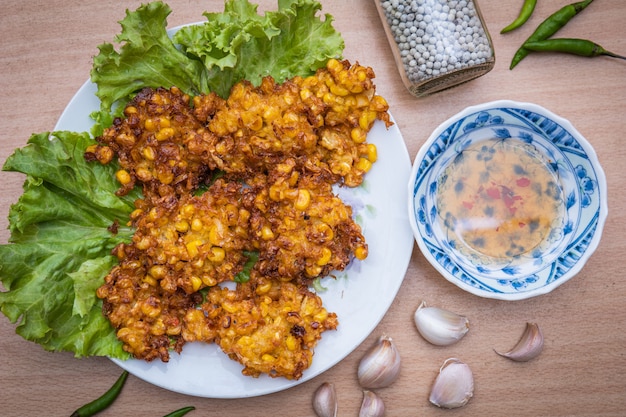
[96,243,202,362]
[91,59,390,378]
[198,274,338,380]
[129,178,254,294]
[245,158,367,281]
[198,59,390,186]
[86,86,222,201]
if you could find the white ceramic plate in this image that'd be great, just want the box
[55,80,414,397]
[408,100,607,300]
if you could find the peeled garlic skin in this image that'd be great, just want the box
[414,301,469,346]
[359,390,385,417]
[312,382,337,417]
[429,358,474,409]
[357,335,401,389]
[495,322,544,362]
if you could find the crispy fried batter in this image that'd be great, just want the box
[129,178,254,294]
[246,158,367,280]
[91,59,390,378]
[96,243,202,362]
[198,274,338,380]
[86,87,220,201]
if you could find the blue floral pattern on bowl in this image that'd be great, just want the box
[408,101,607,300]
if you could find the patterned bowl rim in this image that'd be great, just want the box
[408,100,608,300]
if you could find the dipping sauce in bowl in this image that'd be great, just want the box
[436,138,565,260]
[408,100,607,300]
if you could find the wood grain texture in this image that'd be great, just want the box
[1,1,625,416]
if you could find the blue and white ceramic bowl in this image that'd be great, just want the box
[408,100,607,300]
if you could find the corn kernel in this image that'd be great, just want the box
[208,247,225,263]
[159,117,171,128]
[350,127,367,144]
[355,245,368,260]
[201,275,217,287]
[330,83,349,96]
[141,301,161,318]
[125,106,138,115]
[316,223,334,241]
[190,276,203,292]
[185,240,201,258]
[155,127,175,141]
[135,167,153,182]
[356,157,372,172]
[316,247,332,266]
[142,146,156,161]
[261,225,275,240]
[314,309,329,323]
[157,171,174,185]
[285,335,298,351]
[209,224,224,246]
[222,301,238,314]
[262,354,275,362]
[149,265,167,279]
[366,143,378,162]
[115,169,132,185]
[191,218,203,232]
[363,110,379,130]
[182,204,195,217]
[255,281,273,295]
[135,236,152,250]
[142,275,157,287]
[306,264,322,277]
[175,220,189,233]
[294,189,311,211]
[130,208,144,220]
[144,118,156,131]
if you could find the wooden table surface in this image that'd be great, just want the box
[1,1,625,416]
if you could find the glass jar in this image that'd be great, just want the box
[375,0,495,97]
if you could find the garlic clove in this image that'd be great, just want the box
[359,390,385,417]
[495,322,544,362]
[357,335,401,389]
[413,301,469,346]
[429,358,474,409]
[312,382,337,417]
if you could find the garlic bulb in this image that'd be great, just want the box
[359,390,385,417]
[495,322,544,362]
[429,358,474,409]
[357,335,401,389]
[413,301,469,346]
[312,382,337,417]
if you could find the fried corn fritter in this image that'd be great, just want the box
[197,275,338,380]
[246,158,367,281]
[201,59,391,187]
[96,243,202,362]
[89,59,391,378]
[86,86,221,202]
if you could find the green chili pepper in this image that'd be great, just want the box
[501,0,537,34]
[70,371,129,417]
[524,38,626,60]
[163,406,196,417]
[510,0,595,69]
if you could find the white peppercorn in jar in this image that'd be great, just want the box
[375,0,495,97]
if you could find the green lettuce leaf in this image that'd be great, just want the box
[91,0,344,110]
[0,131,136,358]
[174,0,345,97]
[90,1,209,113]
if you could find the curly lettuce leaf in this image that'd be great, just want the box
[0,131,136,358]
[90,1,209,113]
[91,0,344,112]
[174,0,344,97]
